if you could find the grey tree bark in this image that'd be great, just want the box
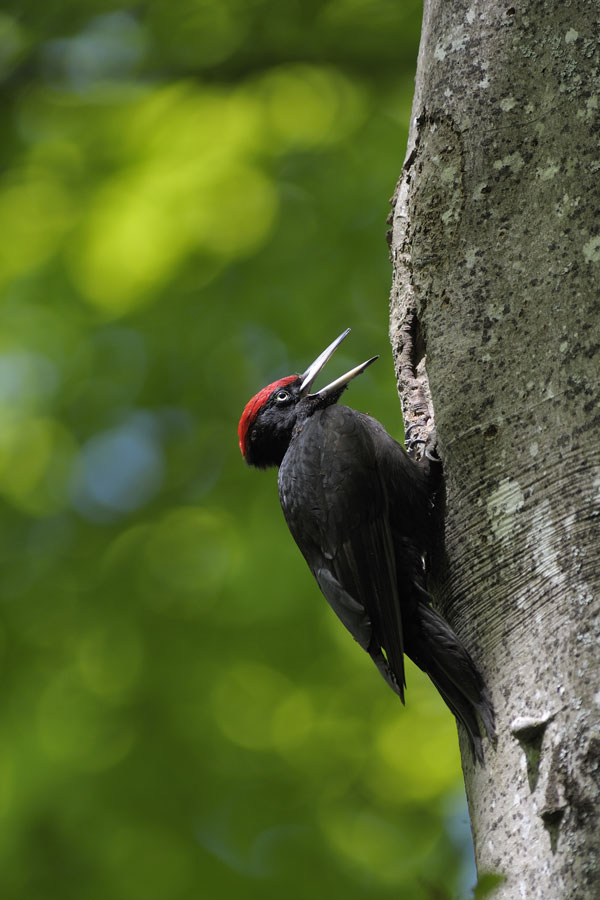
[388,2,600,898]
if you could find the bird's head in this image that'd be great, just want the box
[238,328,378,468]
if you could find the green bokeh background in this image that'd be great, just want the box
[0,2,476,898]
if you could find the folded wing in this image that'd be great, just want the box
[279,405,406,699]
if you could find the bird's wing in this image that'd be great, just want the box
[278,405,406,697]
[354,411,434,542]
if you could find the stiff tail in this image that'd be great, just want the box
[408,601,496,764]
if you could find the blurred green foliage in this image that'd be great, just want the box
[0,1,476,898]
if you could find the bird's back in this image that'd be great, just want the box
[281,404,438,574]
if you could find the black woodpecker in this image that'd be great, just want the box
[238,329,495,761]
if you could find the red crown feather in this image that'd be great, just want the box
[238,375,297,457]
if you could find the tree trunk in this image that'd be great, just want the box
[388,1,600,897]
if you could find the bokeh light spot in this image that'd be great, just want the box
[253,64,366,148]
[0,350,59,411]
[38,668,135,771]
[71,417,164,521]
[143,506,241,605]
[0,13,26,81]
[320,805,435,886]
[373,712,460,801]
[42,13,146,90]
[148,0,245,69]
[78,621,144,700]
[0,176,73,284]
[271,689,314,751]
[0,416,77,516]
[213,661,291,750]
[69,84,277,314]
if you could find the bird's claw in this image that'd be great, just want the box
[404,421,432,454]
[405,429,426,453]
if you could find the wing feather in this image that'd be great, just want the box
[279,405,406,697]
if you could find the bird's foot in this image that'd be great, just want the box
[404,419,431,456]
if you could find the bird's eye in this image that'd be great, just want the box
[275,390,290,404]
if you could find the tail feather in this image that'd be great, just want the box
[407,601,496,764]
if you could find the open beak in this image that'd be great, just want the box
[299,328,379,398]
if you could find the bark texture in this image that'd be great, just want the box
[389,1,600,897]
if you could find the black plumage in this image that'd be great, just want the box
[239,330,495,762]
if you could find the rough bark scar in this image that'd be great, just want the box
[511,714,554,792]
[392,298,437,461]
[388,111,438,463]
[510,715,574,853]
[540,744,568,854]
